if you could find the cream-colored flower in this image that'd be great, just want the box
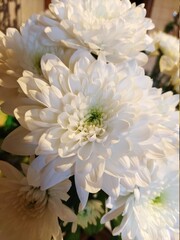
[69,200,104,232]
[160,55,180,93]
[42,0,154,64]
[101,163,179,240]
[170,70,180,93]
[152,31,179,60]
[0,161,76,240]
[2,50,178,207]
[152,31,180,92]
[0,14,69,115]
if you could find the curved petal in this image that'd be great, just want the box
[1,126,36,155]
[0,161,23,180]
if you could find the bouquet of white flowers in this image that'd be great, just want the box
[0,1,179,240]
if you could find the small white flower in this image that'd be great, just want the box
[101,164,179,240]
[0,14,69,115]
[69,200,104,233]
[152,31,179,60]
[42,0,154,64]
[0,161,76,240]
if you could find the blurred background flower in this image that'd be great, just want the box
[0,109,8,127]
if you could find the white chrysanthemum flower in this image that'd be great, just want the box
[2,50,178,202]
[42,0,154,64]
[101,165,179,240]
[0,161,76,240]
[152,31,179,60]
[152,31,180,93]
[2,50,178,206]
[67,200,104,233]
[0,14,72,115]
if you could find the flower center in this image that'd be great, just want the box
[17,186,49,219]
[152,193,165,205]
[84,107,103,127]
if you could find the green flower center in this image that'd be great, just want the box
[79,207,91,217]
[152,196,161,204]
[85,107,103,127]
[152,193,165,205]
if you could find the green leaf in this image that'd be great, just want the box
[110,235,122,240]
[64,227,81,240]
[5,116,17,128]
[83,218,104,236]
[110,214,123,230]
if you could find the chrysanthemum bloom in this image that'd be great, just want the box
[101,164,179,240]
[0,161,76,240]
[152,31,180,93]
[2,50,178,205]
[42,0,154,64]
[0,14,71,115]
[66,200,104,233]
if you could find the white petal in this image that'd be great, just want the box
[77,142,93,160]
[45,26,70,42]
[0,161,23,180]
[75,175,89,208]
[50,198,77,222]
[1,127,36,155]
[101,205,123,224]
[102,173,120,198]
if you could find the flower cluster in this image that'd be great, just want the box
[0,1,179,240]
